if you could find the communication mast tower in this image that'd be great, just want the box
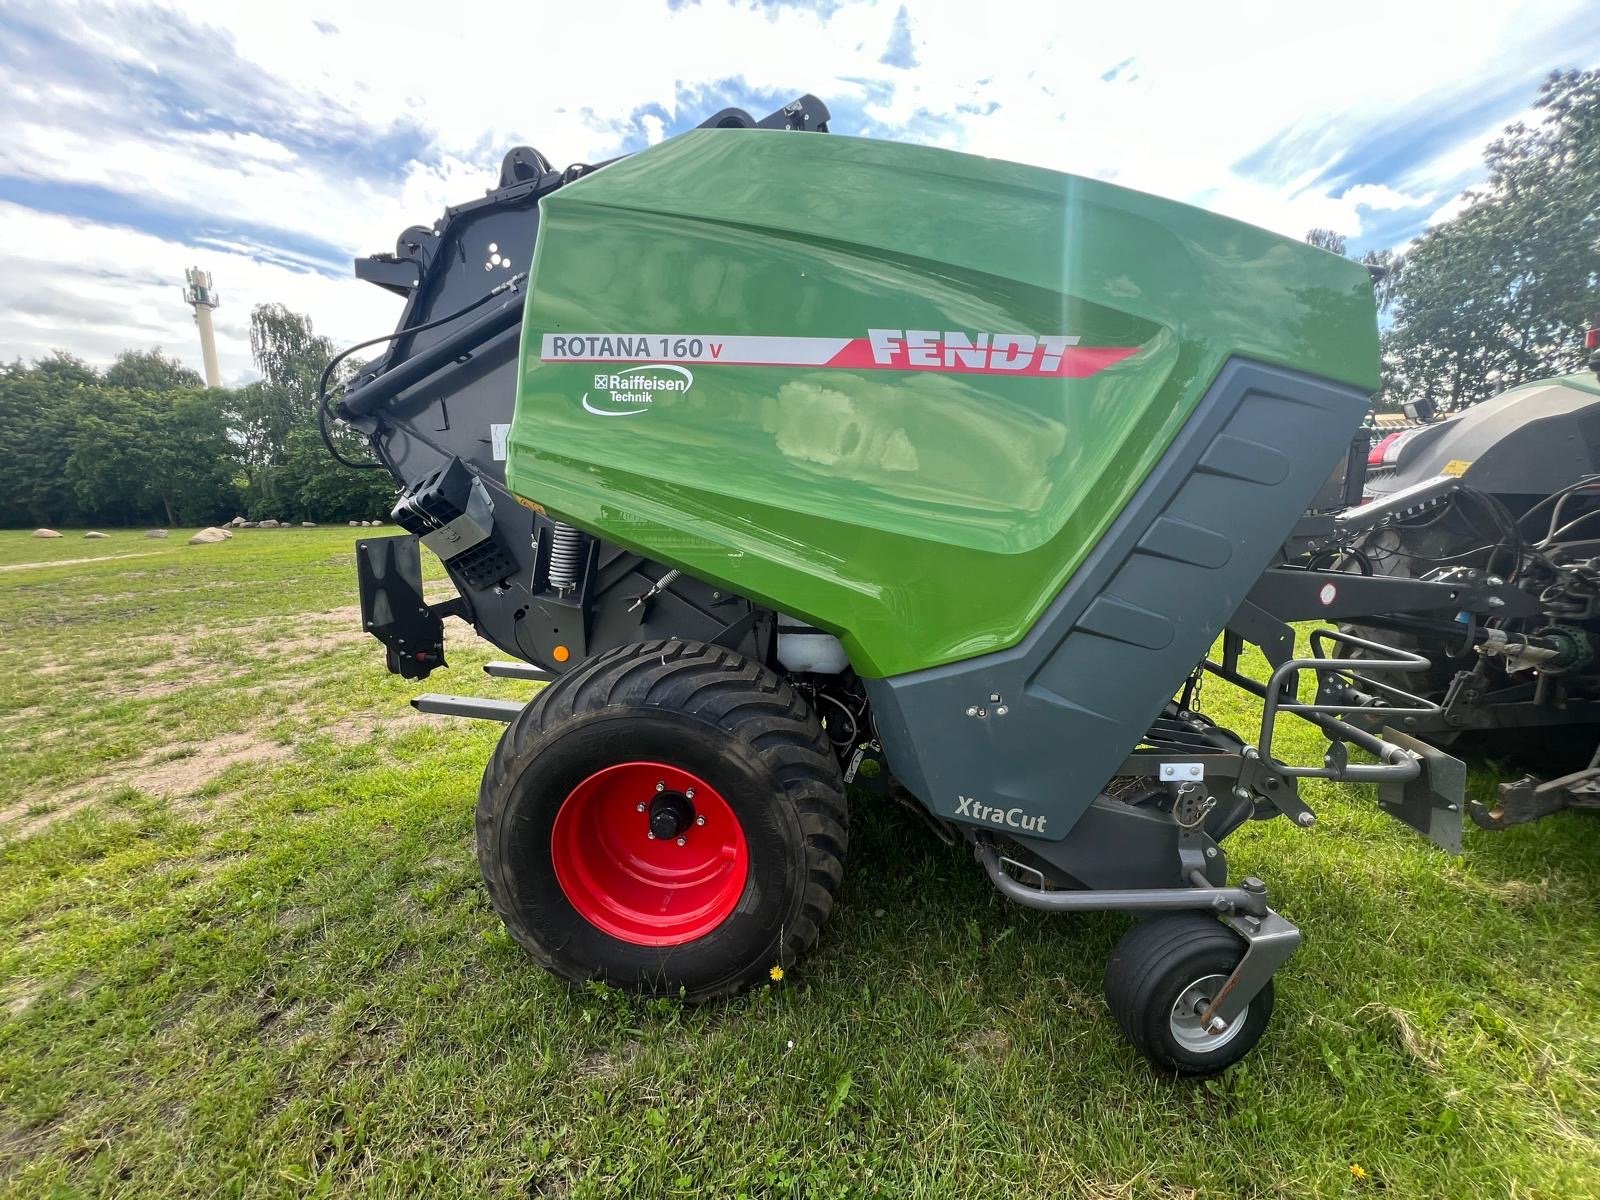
[182,267,221,387]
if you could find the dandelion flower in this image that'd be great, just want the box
[769,964,785,982]
[1350,1164,1368,1181]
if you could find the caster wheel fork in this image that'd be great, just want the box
[1104,905,1301,1077]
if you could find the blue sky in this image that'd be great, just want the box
[0,0,1596,382]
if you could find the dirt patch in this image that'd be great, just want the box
[276,906,316,931]
[104,676,194,702]
[0,705,44,730]
[0,794,95,839]
[77,604,369,672]
[0,733,287,840]
[195,605,369,664]
[326,710,434,744]
[0,552,162,573]
[132,734,285,796]
[2,981,41,1017]
[13,606,375,709]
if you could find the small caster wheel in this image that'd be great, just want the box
[1104,912,1274,1077]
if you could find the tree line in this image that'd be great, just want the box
[1309,68,1597,412]
[0,305,395,529]
[2,70,1595,528]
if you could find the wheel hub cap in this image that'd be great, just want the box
[551,761,748,946]
[1169,973,1245,1053]
[648,790,695,841]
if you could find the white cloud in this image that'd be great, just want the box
[0,202,399,384]
[1425,191,1479,230]
[1340,184,1428,213]
[0,0,1593,376]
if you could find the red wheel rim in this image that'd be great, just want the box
[550,761,749,946]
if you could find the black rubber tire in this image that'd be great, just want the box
[1104,913,1274,1077]
[477,639,848,1001]
[1339,621,1463,696]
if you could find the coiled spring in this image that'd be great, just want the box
[547,522,585,593]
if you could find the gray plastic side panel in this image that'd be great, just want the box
[865,359,1372,840]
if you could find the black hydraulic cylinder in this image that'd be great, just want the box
[339,293,525,419]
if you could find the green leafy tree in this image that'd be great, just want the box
[1304,228,1347,255]
[0,300,393,528]
[1362,247,1405,316]
[1383,69,1600,410]
[65,387,240,525]
[103,348,202,392]
[0,353,98,526]
[234,303,395,521]
[230,304,335,512]
[273,427,395,522]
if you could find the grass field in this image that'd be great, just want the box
[2,527,1599,1199]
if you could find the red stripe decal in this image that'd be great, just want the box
[821,340,1138,378]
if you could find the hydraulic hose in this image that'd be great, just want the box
[317,273,526,469]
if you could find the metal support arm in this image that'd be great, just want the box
[976,844,1300,1030]
[976,844,1269,918]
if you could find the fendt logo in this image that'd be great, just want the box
[580,364,693,417]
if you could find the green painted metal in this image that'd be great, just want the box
[507,129,1379,678]
[1522,372,1600,398]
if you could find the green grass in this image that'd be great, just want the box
[2,527,1599,1198]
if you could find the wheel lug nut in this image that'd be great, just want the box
[647,831,656,839]
[676,836,687,846]
[685,788,695,799]
[655,781,665,792]
[636,803,646,812]
[695,815,706,826]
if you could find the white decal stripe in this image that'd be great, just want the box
[542,334,849,365]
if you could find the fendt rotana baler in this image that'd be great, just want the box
[327,97,1534,1074]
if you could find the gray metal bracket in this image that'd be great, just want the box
[1118,747,1316,829]
[1206,907,1302,1028]
[1378,727,1466,852]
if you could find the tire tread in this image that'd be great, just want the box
[478,640,848,1001]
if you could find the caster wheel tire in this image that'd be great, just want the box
[1104,912,1274,1076]
[478,639,848,1001]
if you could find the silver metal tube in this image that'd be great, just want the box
[976,845,1268,917]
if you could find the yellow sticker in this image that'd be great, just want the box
[1442,459,1472,477]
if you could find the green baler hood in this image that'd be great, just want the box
[507,129,1379,678]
